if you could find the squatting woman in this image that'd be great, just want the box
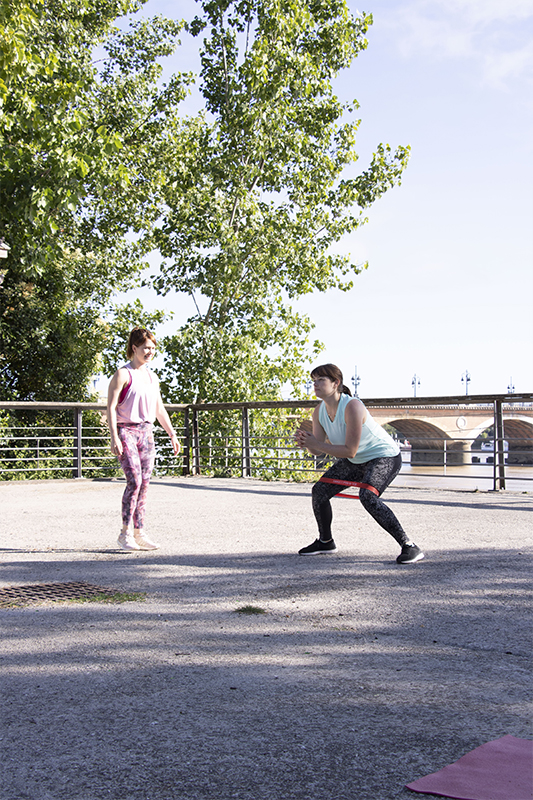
[295,363,424,564]
[107,327,180,551]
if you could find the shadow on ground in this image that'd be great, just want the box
[1,544,531,800]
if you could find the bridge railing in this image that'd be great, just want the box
[0,394,532,490]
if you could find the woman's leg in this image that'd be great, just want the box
[358,454,409,546]
[118,426,144,529]
[311,459,365,540]
[304,453,423,561]
[131,424,155,530]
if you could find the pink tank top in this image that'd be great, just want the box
[116,363,159,424]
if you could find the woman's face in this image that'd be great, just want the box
[311,375,340,399]
[132,339,156,364]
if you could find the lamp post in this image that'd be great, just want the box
[351,366,361,397]
[305,378,312,397]
[461,370,471,396]
[507,378,515,394]
[411,374,420,398]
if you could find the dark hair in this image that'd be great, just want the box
[126,327,157,359]
[310,363,352,396]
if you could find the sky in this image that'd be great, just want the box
[114,0,533,400]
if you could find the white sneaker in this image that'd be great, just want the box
[117,531,141,551]
[133,531,160,550]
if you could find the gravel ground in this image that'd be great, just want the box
[1,476,532,800]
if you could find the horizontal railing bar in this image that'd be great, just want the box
[186,394,533,409]
[0,434,533,446]
[1,466,79,473]
[394,472,533,482]
[0,401,188,411]
[1,393,532,414]
[0,458,74,465]
[1,433,530,443]
[0,446,75,453]
[0,437,76,443]
[4,437,530,446]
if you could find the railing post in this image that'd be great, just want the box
[182,408,191,476]
[192,409,201,475]
[493,400,506,490]
[242,407,251,477]
[73,408,83,478]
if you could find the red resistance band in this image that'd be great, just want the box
[318,477,380,500]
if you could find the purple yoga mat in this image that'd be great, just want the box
[406,735,533,800]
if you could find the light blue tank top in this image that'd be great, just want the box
[318,393,400,464]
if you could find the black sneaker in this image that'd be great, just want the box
[298,538,337,555]
[396,544,424,564]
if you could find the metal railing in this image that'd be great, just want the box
[0,394,532,490]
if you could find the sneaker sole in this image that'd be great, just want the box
[298,548,338,555]
[117,542,141,551]
[397,552,425,564]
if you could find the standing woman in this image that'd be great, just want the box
[295,364,424,564]
[107,327,180,551]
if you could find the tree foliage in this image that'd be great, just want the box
[0,0,188,399]
[151,0,410,402]
[0,0,410,404]
[100,298,171,378]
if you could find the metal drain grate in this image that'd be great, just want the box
[0,581,117,607]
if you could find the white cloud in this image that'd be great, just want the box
[377,0,533,87]
[482,40,533,87]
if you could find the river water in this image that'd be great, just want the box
[394,464,532,492]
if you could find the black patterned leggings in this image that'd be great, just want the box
[312,453,408,546]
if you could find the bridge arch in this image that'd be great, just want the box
[387,418,450,442]
[368,401,533,467]
[386,418,466,465]
[469,416,533,464]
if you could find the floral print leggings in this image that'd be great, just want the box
[118,423,156,529]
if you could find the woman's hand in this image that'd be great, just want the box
[169,432,181,456]
[294,427,315,449]
[294,419,324,454]
[110,436,123,458]
[294,419,310,448]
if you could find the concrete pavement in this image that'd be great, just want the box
[1,476,532,800]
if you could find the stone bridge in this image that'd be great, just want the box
[364,398,533,465]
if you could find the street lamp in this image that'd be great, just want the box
[351,366,361,397]
[507,378,515,394]
[461,370,471,396]
[411,374,420,398]
[305,378,312,396]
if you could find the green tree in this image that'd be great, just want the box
[0,0,188,399]
[100,299,171,378]
[152,0,410,402]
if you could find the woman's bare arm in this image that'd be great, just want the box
[106,368,130,456]
[295,399,366,459]
[155,393,180,455]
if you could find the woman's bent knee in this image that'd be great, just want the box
[359,487,380,510]
[312,483,330,506]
